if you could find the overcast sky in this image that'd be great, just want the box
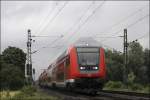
[1,1,149,80]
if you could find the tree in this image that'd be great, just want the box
[143,49,150,84]
[2,46,26,74]
[128,42,146,84]
[0,46,26,90]
[105,49,124,82]
[105,42,149,85]
[0,63,24,90]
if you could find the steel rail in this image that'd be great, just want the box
[38,85,150,100]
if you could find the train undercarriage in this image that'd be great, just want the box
[65,78,104,94]
[39,78,104,95]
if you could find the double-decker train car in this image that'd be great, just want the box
[39,38,106,94]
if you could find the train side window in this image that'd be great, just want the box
[66,56,70,66]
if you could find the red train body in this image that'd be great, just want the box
[39,42,106,93]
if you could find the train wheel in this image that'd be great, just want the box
[99,83,104,90]
[90,90,97,96]
[52,83,56,88]
[66,83,72,92]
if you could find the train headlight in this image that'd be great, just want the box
[93,66,98,70]
[80,67,85,70]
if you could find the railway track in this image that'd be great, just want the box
[98,90,149,100]
[38,86,150,100]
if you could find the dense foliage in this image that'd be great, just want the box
[0,46,26,90]
[105,41,149,85]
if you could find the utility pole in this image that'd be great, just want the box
[33,68,35,85]
[25,29,33,85]
[123,28,128,84]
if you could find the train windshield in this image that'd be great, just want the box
[77,47,99,66]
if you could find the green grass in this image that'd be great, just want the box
[0,86,59,100]
[0,90,20,99]
[103,81,150,94]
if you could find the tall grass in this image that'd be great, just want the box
[103,81,150,93]
[0,86,58,100]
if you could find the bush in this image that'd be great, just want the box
[104,81,125,90]
[128,83,142,91]
[21,85,37,96]
[104,81,150,93]
[142,85,150,93]
[13,86,37,99]
[12,86,58,100]
[0,63,25,90]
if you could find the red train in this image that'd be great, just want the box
[39,39,106,94]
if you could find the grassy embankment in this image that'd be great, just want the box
[0,86,59,100]
[1,82,149,99]
[103,81,150,93]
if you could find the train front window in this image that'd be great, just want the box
[77,47,99,66]
[78,53,99,66]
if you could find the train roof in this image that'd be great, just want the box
[56,50,67,63]
[55,37,102,62]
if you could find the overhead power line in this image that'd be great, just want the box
[32,1,105,55]
[37,1,68,35]
[31,35,63,38]
[130,33,149,42]
[65,1,105,46]
[31,35,63,54]
[94,36,121,38]
[98,32,149,55]
[127,14,149,29]
[50,1,96,48]
[64,1,95,36]
[35,1,96,52]
[34,2,58,35]
[100,14,149,43]
[94,6,148,36]
[74,1,105,33]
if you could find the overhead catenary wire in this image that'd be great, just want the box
[32,36,63,54]
[91,6,148,43]
[95,12,149,52]
[63,1,95,37]
[32,2,148,55]
[31,1,105,57]
[63,1,106,47]
[33,1,58,35]
[94,36,121,38]
[98,32,149,53]
[31,35,63,38]
[33,2,148,52]
[100,14,149,43]
[83,6,149,44]
[130,33,149,42]
[36,1,68,35]
[32,1,96,52]
[31,1,68,54]
[100,33,149,54]
[49,1,96,48]
[94,6,148,36]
